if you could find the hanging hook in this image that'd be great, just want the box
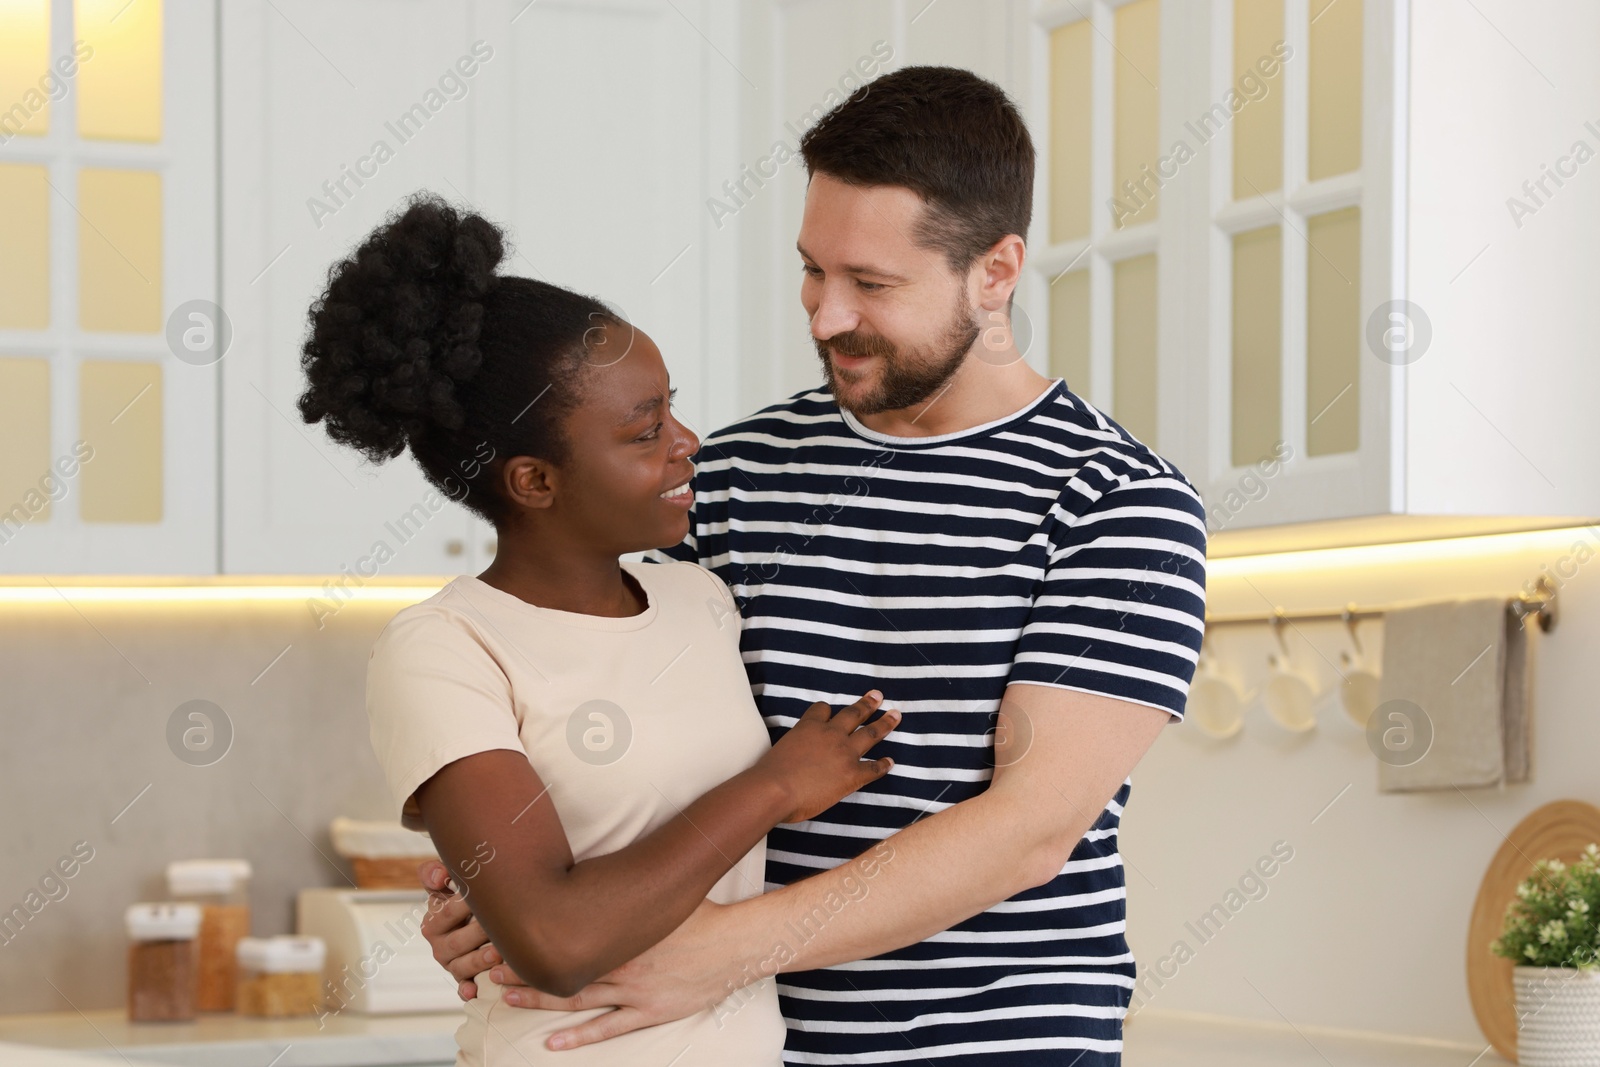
[1511,575,1560,632]
[1341,602,1364,657]
[1534,575,1558,632]
[1269,610,1291,659]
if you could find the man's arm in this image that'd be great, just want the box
[712,683,1170,972]
[418,685,1166,1002]
[473,683,1171,1050]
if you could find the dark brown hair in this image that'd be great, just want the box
[798,65,1035,276]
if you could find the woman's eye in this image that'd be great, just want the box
[802,264,822,278]
[638,422,663,442]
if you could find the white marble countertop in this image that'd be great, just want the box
[1125,1010,1513,1066]
[0,1005,1513,1066]
[0,1008,463,1066]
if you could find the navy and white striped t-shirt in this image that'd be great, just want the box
[655,379,1208,1065]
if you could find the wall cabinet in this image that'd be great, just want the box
[219,0,746,574]
[7,0,1595,577]
[4,0,747,577]
[1024,0,1600,547]
[0,0,217,575]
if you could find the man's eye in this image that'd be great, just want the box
[639,422,663,441]
[801,264,822,278]
[857,281,883,292]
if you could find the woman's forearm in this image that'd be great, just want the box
[420,749,792,998]
[531,766,792,993]
[421,695,891,997]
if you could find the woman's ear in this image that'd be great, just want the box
[500,456,557,511]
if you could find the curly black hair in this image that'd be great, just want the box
[297,193,620,524]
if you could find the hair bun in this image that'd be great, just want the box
[298,193,508,461]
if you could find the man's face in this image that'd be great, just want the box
[797,173,980,416]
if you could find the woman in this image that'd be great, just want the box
[297,195,898,1065]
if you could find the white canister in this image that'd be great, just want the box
[167,859,252,1012]
[235,935,327,1018]
[1513,966,1600,1066]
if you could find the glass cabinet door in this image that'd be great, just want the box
[1035,0,1174,454]
[1205,0,1394,530]
[0,0,218,574]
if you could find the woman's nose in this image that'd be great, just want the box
[671,415,700,458]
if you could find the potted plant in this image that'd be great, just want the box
[1491,843,1600,1065]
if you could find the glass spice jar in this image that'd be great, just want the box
[166,859,252,1012]
[126,903,201,1022]
[235,935,326,1018]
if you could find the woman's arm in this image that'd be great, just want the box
[415,692,896,998]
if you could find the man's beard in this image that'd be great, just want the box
[815,291,981,417]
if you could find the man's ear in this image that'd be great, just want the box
[975,233,1026,314]
[500,456,557,511]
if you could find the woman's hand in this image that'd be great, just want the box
[418,862,493,1001]
[756,691,898,823]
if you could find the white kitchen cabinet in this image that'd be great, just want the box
[0,0,218,575]
[1023,0,1600,546]
[218,0,488,575]
[220,0,745,574]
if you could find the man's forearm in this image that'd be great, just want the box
[722,787,1072,978]
[715,689,1170,983]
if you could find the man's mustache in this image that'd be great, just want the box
[817,333,895,359]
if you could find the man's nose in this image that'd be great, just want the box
[808,282,860,341]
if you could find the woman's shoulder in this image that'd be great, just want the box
[630,558,733,602]
[370,578,493,655]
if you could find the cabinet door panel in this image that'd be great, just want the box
[0,0,217,575]
[1193,0,1395,531]
[222,0,738,574]
[220,0,484,575]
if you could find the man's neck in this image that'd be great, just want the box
[850,354,1053,439]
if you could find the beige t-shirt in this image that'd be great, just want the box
[365,560,784,1066]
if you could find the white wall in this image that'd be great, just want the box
[1123,524,1600,1041]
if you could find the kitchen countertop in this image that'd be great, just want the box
[1124,1009,1514,1066]
[0,1008,463,1066]
[0,1005,1514,1066]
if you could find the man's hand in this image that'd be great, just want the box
[418,860,522,1003]
[499,898,745,1050]
[419,859,743,1049]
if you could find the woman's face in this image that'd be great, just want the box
[539,321,700,555]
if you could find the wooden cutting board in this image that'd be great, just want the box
[1467,799,1600,1061]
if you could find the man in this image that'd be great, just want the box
[420,65,1207,1064]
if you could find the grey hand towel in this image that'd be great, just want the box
[1376,597,1534,792]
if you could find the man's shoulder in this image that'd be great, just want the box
[1007,384,1205,509]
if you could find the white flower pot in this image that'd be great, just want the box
[1514,966,1600,1066]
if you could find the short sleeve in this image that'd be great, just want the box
[1006,473,1208,721]
[684,562,742,634]
[365,610,527,828]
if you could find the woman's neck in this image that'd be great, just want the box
[476,539,646,618]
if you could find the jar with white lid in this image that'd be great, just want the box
[235,935,326,1017]
[166,859,251,1012]
[126,902,201,1022]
